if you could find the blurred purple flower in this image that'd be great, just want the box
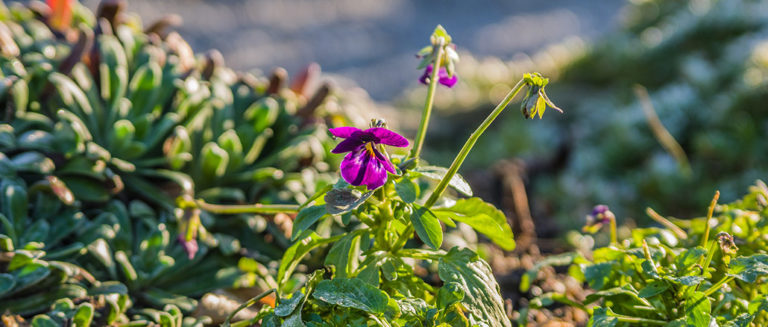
[583,204,615,234]
[177,235,198,260]
[419,64,458,88]
[330,126,409,189]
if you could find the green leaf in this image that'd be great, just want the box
[588,307,617,327]
[312,278,390,314]
[282,271,324,327]
[675,247,707,272]
[277,233,337,285]
[433,197,515,251]
[437,282,464,308]
[727,254,768,283]
[73,303,94,327]
[638,280,669,298]
[325,232,362,278]
[584,263,613,290]
[324,188,373,215]
[0,273,15,297]
[665,275,705,287]
[291,206,327,241]
[684,291,711,327]
[438,247,511,327]
[395,178,418,203]
[31,315,59,327]
[414,166,472,196]
[410,206,443,250]
[275,290,304,317]
[88,281,128,295]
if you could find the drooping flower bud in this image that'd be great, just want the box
[417,25,460,88]
[521,73,563,119]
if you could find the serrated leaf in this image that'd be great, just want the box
[438,247,511,327]
[727,254,768,283]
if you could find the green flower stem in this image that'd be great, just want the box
[609,215,618,245]
[700,240,718,278]
[612,314,667,326]
[703,275,735,297]
[424,77,526,209]
[222,288,276,327]
[394,77,527,252]
[196,200,299,215]
[409,38,445,161]
[701,191,720,247]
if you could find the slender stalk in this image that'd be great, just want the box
[221,288,276,327]
[197,200,299,215]
[613,314,667,326]
[696,240,718,292]
[701,191,720,247]
[394,78,527,252]
[424,77,526,208]
[646,207,687,240]
[409,38,445,160]
[609,215,618,245]
[703,275,734,297]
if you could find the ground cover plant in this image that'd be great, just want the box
[520,183,768,326]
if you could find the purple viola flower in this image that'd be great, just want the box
[330,126,409,190]
[419,64,458,88]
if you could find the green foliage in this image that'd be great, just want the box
[522,182,768,326]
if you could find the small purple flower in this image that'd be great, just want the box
[178,235,198,260]
[419,64,458,88]
[330,126,409,190]
[583,204,615,234]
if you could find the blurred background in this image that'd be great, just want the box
[81,0,624,101]
[75,0,768,238]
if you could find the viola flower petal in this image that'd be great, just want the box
[367,128,409,147]
[419,65,433,85]
[438,69,458,88]
[329,127,361,139]
[418,64,458,88]
[341,148,370,186]
[361,157,388,189]
[372,146,396,173]
[340,147,390,189]
[331,138,364,154]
